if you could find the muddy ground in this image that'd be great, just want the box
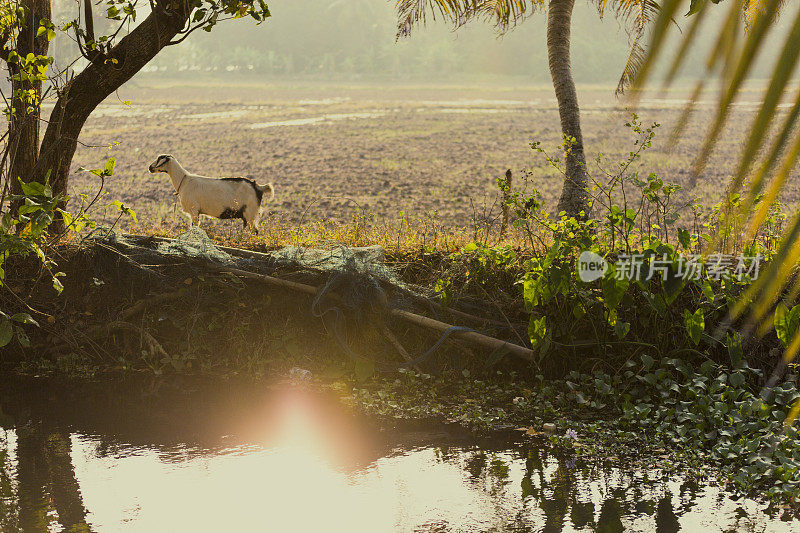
[66,79,792,231]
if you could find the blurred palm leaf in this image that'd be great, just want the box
[637,0,800,421]
[636,2,797,287]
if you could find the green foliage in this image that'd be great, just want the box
[355,353,800,502]
[683,308,705,345]
[492,115,776,370]
[0,180,66,346]
[619,354,800,500]
[0,159,118,350]
[774,302,800,348]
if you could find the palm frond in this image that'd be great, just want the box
[606,0,662,94]
[635,1,800,397]
[692,0,780,177]
[662,2,709,88]
[743,87,800,241]
[632,0,683,90]
[616,33,647,95]
[728,8,800,211]
[395,0,537,38]
[395,0,476,37]
[608,0,660,29]
[744,0,770,29]
[479,0,536,31]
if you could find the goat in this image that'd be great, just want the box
[148,154,274,233]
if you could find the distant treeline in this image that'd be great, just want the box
[49,0,787,83]
[150,1,653,82]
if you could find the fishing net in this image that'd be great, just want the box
[90,226,412,297]
[83,227,457,366]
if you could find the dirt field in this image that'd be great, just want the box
[67,79,790,232]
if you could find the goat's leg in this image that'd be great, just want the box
[244,206,260,235]
[179,210,193,229]
[189,208,200,228]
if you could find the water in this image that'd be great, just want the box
[0,375,797,532]
[249,112,386,129]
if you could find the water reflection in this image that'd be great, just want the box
[0,375,797,532]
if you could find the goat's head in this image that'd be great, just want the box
[148,154,173,173]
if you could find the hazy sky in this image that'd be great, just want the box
[48,0,788,84]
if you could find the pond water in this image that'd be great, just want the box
[0,374,797,532]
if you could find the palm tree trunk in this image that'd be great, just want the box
[547,0,589,218]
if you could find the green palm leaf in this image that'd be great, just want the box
[637,0,800,383]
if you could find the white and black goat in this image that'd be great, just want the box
[149,154,274,233]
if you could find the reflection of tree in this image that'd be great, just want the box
[518,449,580,532]
[540,463,575,532]
[499,444,710,533]
[655,494,680,533]
[1,432,20,531]
[16,425,93,532]
[596,498,624,533]
[464,451,487,480]
[569,499,595,529]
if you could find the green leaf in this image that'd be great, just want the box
[20,180,45,197]
[677,228,692,249]
[684,308,705,346]
[661,261,685,306]
[104,158,116,176]
[11,313,39,327]
[773,303,800,347]
[729,371,745,388]
[789,305,800,342]
[702,280,715,302]
[615,320,631,339]
[16,328,29,347]
[0,317,12,348]
[52,274,64,294]
[686,0,706,16]
[727,331,744,369]
[528,315,547,351]
[602,267,628,312]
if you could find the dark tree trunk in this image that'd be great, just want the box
[547,0,589,218]
[9,0,51,196]
[26,0,190,232]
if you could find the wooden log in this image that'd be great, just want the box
[379,324,423,372]
[215,266,537,365]
[390,309,536,363]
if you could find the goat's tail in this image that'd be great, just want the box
[256,182,274,203]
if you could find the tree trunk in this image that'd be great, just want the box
[9,0,51,196]
[28,0,190,232]
[547,0,589,218]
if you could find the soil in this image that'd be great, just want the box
[66,80,787,232]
